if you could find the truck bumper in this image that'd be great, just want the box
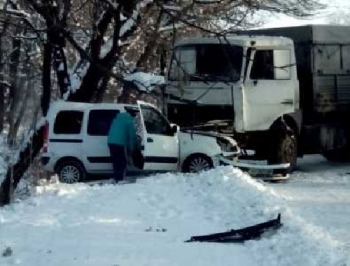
[219,157,290,181]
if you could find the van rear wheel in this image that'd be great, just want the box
[56,160,86,183]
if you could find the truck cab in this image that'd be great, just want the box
[165,35,301,169]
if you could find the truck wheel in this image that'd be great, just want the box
[268,133,297,173]
[183,154,213,173]
[56,160,86,184]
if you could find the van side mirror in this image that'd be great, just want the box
[170,124,179,135]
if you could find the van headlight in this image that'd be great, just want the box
[216,137,239,153]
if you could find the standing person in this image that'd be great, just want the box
[108,112,138,182]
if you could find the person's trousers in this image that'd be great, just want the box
[108,143,127,182]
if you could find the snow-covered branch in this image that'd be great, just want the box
[124,72,165,92]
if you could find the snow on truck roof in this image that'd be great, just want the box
[175,35,294,48]
[240,25,350,44]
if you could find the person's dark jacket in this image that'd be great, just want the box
[108,112,138,153]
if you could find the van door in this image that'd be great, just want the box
[83,109,120,174]
[236,48,298,132]
[137,101,179,171]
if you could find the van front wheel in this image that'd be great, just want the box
[56,160,86,184]
[183,154,213,173]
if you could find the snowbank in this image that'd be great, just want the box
[0,166,347,265]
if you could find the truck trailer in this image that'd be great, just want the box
[165,25,350,171]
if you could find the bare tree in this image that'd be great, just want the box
[0,0,324,206]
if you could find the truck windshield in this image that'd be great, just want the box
[168,44,243,82]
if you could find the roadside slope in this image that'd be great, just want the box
[0,166,347,266]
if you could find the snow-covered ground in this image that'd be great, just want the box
[0,158,349,265]
[270,155,350,256]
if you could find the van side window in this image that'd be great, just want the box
[141,106,171,135]
[88,110,120,136]
[250,50,274,80]
[54,111,83,134]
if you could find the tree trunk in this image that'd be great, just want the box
[49,28,70,97]
[68,64,104,102]
[13,77,30,138]
[7,37,22,146]
[0,31,5,133]
[0,42,52,206]
[0,46,4,134]
[0,83,4,134]
[41,42,52,116]
[0,0,11,133]
[0,126,45,206]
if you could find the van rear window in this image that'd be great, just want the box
[88,110,120,136]
[54,111,83,134]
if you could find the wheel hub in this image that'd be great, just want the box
[61,166,80,183]
[189,157,211,173]
[284,138,297,163]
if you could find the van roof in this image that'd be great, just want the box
[49,101,137,111]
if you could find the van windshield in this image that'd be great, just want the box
[168,44,243,82]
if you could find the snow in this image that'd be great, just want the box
[119,10,138,38]
[118,0,154,39]
[0,7,30,18]
[0,163,349,265]
[105,0,119,10]
[162,5,182,11]
[66,62,90,100]
[124,72,165,92]
[57,63,64,71]
[269,155,350,257]
[159,22,186,33]
[100,39,113,59]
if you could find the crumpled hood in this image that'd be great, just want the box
[181,129,226,137]
[180,129,237,145]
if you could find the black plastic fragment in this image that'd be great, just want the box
[185,214,282,243]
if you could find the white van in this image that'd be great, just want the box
[41,101,240,183]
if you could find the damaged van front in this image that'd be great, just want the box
[178,129,240,172]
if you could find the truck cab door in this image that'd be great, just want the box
[236,48,298,132]
[137,101,179,171]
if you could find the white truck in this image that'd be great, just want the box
[165,25,350,171]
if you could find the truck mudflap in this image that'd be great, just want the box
[220,157,290,180]
[185,214,282,243]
